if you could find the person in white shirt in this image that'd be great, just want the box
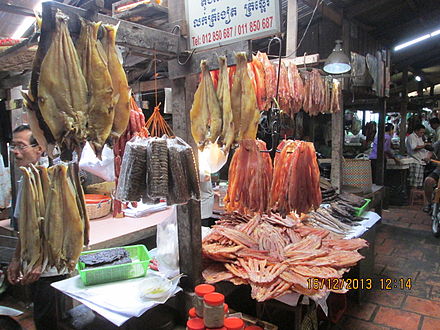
[405,124,432,188]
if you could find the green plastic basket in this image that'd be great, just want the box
[355,199,371,216]
[77,245,151,286]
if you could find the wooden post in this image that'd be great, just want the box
[331,101,343,192]
[286,0,298,58]
[168,1,202,292]
[399,68,408,153]
[376,98,386,185]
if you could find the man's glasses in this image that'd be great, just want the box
[10,144,37,151]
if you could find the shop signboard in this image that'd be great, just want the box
[185,0,281,50]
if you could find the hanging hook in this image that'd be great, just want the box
[172,25,195,66]
[267,36,283,105]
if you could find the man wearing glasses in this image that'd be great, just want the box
[7,125,64,330]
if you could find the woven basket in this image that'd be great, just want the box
[85,195,112,220]
[342,159,372,193]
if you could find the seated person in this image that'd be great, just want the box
[423,141,440,213]
[406,124,432,190]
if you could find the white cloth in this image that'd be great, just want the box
[51,272,182,326]
[405,132,429,164]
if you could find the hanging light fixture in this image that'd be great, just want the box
[323,40,351,74]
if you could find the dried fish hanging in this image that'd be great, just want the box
[113,97,146,216]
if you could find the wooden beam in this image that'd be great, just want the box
[286,0,298,58]
[345,0,392,19]
[131,78,172,93]
[43,1,179,59]
[168,41,251,80]
[0,72,31,89]
[0,3,34,17]
[303,0,342,26]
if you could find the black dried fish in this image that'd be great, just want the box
[79,248,129,266]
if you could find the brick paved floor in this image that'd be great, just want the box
[341,206,440,330]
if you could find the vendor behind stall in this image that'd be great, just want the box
[405,124,432,189]
[429,117,440,142]
[7,125,67,330]
[369,123,401,184]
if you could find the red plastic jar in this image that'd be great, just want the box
[188,307,198,319]
[224,317,245,330]
[187,317,205,330]
[194,284,215,317]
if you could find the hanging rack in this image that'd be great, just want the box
[260,36,283,156]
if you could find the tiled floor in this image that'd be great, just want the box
[1,206,439,330]
[341,206,440,330]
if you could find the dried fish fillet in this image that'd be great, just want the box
[76,18,115,157]
[217,56,234,152]
[38,12,88,154]
[101,24,131,138]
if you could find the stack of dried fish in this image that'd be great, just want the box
[270,140,322,216]
[224,140,273,214]
[202,212,368,302]
[320,178,337,203]
[18,164,88,278]
[113,97,146,216]
[116,136,200,205]
[23,11,131,160]
[304,208,357,236]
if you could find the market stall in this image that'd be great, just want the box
[0,0,390,329]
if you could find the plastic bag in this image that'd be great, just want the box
[79,142,115,181]
[115,136,148,202]
[155,206,179,278]
[0,154,11,209]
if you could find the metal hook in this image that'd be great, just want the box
[267,36,283,105]
[171,25,195,66]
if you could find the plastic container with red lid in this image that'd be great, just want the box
[194,284,216,317]
[188,307,198,319]
[224,317,245,330]
[187,317,205,330]
[244,325,263,330]
[203,292,225,328]
[206,327,227,330]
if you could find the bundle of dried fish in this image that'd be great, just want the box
[79,247,130,268]
[76,18,115,157]
[38,11,89,156]
[304,208,356,236]
[146,137,168,199]
[18,164,87,277]
[115,138,148,202]
[166,137,200,205]
[202,212,368,302]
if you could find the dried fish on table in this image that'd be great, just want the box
[202,212,368,302]
[79,247,129,266]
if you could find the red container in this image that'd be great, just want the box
[224,317,244,330]
[187,317,205,330]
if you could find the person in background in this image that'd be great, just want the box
[7,125,67,330]
[369,123,401,184]
[406,124,432,189]
[429,117,440,142]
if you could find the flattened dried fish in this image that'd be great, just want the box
[38,12,88,154]
[101,24,131,138]
[76,18,115,157]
